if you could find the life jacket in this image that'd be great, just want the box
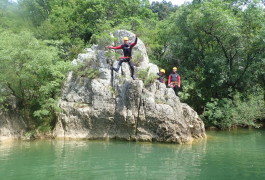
[170,73,179,82]
[121,43,132,57]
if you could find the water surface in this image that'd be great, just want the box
[0,129,265,180]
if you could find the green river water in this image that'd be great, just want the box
[0,129,265,180]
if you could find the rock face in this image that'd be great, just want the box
[53,30,206,143]
[0,111,26,141]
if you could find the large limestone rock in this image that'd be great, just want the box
[0,111,26,141]
[53,30,206,143]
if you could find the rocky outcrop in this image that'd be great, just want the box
[0,111,26,141]
[53,30,206,143]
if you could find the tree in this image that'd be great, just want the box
[0,30,70,129]
[19,0,157,60]
[156,0,265,115]
[150,0,178,20]
[0,0,31,32]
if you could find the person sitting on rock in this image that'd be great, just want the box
[106,35,138,80]
[157,69,166,83]
[168,67,181,96]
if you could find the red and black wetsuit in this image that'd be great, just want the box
[108,37,138,78]
[109,37,137,57]
[168,72,181,96]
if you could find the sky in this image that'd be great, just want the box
[149,0,193,6]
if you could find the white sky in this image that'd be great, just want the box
[149,0,193,6]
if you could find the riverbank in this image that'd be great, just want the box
[2,125,265,143]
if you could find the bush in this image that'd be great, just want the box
[88,69,100,79]
[73,60,100,79]
[77,68,100,79]
[138,68,157,86]
[202,92,265,129]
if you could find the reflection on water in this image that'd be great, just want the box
[50,139,207,180]
[0,129,265,180]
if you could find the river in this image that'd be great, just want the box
[0,129,265,180]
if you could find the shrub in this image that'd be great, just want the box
[138,68,157,86]
[202,92,265,129]
[77,68,100,79]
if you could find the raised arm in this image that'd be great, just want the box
[106,45,122,49]
[130,35,138,47]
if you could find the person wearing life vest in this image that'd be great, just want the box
[106,35,138,80]
[157,69,166,83]
[168,67,181,96]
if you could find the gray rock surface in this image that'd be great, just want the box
[0,111,26,141]
[53,30,206,143]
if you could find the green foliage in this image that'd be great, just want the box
[0,1,32,32]
[73,58,100,79]
[90,31,115,49]
[105,50,121,61]
[202,92,265,129]
[24,130,36,139]
[1,0,264,131]
[150,0,178,20]
[138,68,149,79]
[18,0,158,60]
[0,30,71,129]
[145,74,158,86]
[178,80,193,101]
[19,0,51,26]
[138,68,157,86]
[77,69,100,79]
[155,0,265,113]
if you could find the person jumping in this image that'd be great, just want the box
[106,35,138,80]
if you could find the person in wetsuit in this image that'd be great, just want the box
[168,67,181,96]
[106,35,138,80]
[157,69,166,83]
